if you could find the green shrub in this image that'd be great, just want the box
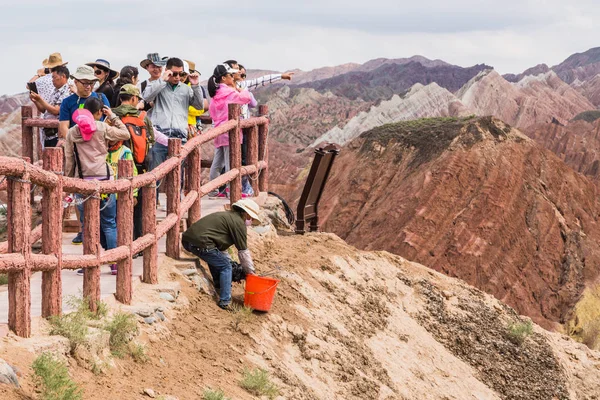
[32,352,82,400]
[203,388,230,400]
[240,368,279,399]
[104,312,138,357]
[507,320,533,345]
[48,312,89,353]
[0,273,7,285]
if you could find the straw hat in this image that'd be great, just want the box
[86,59,119,79]
[233,199,261,222]
[184,59,198,73]
[42,53,68,69]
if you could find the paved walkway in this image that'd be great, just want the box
[0,194,229,324]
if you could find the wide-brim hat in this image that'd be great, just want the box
[86,59,119,79]
[71,65,98,82]
[184,59,198,73]
[232,199,261,222]
[42,52,68,69]
[140,53,167,69]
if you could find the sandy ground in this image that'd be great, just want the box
[2,226,600,399]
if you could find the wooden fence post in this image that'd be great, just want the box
[228,104,242,204]
[116,160,134,304]
[188,146,201,225]
[83,195,101,312]
[7,171,32,337]
[258,105,269,193]
[41,148,63,318]
[246,125,259,196]
[166,139,181,259]
[21,106,34,164]
[142,182,158,284]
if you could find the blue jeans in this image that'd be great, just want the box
[182,241,232,306]
[76,193,117,251]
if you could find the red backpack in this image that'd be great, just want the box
[121,111,149,168]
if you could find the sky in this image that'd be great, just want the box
[2,0,600,95]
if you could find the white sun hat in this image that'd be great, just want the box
[233,199,261,222]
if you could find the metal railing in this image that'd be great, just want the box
[0,103,269,337]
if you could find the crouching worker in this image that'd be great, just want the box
[181,199,261,310]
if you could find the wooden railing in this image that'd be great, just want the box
[0,103,269,337]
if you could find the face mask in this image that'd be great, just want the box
[245,219,253,227]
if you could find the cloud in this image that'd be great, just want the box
[1,1,599,95]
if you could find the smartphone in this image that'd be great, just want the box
[27,82,38,94]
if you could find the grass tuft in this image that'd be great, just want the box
[507,320,533,345]
[129,342,149,363]
[203,388,231,400]
[231,304,254,331]
[240,368,279,399]
[32,352,82,400]
[104,311,138,358]
[0,273,7,285]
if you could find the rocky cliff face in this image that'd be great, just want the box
[526,118,600,183]
[297,61,491,102]
[552,47,600,84]
[313,82,473,146]
[0,93,30,157]
[256,86,372,146]
[318,116,600,329]
[457,70,594,129]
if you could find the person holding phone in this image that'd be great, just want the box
[29,66,71,148]
[27,53,69,110]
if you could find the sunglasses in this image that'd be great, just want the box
[76,80,95,88]
[94,69,107,76]
[170,71,187,77]
[241,73,247,78]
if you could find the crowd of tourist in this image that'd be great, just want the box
[27,52,293,276]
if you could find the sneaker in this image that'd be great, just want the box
[218,303,232,311]
[76,269,84,276]
[110,264,117,275]
[72,232,83,245]
[217,192,227,198]
[241,193,250,198]
[207,190,219,198]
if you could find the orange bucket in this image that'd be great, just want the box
[244,274,279,311]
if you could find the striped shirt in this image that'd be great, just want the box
[237,74,282,119]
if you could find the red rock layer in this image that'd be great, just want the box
[319,117,600,329]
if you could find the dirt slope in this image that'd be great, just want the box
[318,116,600,329]
[3,231,600,399]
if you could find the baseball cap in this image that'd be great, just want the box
[72,109,97,141]
[119,84,143,99]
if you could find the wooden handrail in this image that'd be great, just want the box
[0,104,270,337]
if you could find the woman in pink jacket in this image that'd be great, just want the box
[208,64,257,197]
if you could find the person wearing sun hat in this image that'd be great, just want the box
[26,53,69,116]
[86,59,119,107]
[181,198,261,310]
[58,65,111,142]
[138,53,167,112]
[59,65,113,245]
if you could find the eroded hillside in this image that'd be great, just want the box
[3,230,600,399]
[318,116,600,329]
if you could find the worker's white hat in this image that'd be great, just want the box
[233,199,261,222]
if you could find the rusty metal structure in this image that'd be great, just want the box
[295,143,340,234]
[0,103,270,337]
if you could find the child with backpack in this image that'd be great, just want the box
[112,84,154,242]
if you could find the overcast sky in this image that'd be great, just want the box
[2,0,599,95]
